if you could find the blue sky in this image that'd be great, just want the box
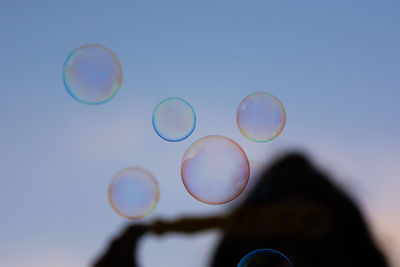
[0,1,399,266]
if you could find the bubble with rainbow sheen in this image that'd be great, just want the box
[181,135,250,205]
[238,249,293,267]
[108,167,159,219]
[63,44,122,105]
[152,98,196,142]
[237,92,286,142]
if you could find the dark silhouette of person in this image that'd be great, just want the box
[93,153,388,267]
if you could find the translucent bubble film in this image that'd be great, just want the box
[63,44,122,105]
[152,97,196,142]
[238,249,293,267]
[181,135,250,205]
[237,92,286,142]
[108,167,159,219]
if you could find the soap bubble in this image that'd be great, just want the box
[181,135,250,205]
[153,98,196,142]
[108,167,159,219]
[63,44,122,104]
[237,92,286,142]
[238,249,293,267]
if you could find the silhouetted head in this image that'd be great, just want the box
[212,153,388,267]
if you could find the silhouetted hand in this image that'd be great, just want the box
[93,224,148,267]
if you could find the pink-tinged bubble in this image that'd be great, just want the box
[63,44,122,104]
[181,135,250,205]
[237,92,286,142]
[108,167,159,219]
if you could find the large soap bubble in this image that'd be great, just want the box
[181,135,250,205]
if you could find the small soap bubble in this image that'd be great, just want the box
[181,135,250,205]
[238,249,293,267]
[108,167,159,219]
[63,44,122,104]
[152,98,196,142]
[237,92,286,142]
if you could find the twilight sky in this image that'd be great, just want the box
[0,1,399,266]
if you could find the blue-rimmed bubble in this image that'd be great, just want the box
[63,44,122,105]
[152,98,196,142]
[238,249,293,267]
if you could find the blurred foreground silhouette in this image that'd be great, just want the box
[93,153,388,267]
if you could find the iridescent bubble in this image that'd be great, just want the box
[108,167,159,219]
[152,98,196,142]
[181,135,250,205]
[237,92,286,142]
[238,249,293,267]
[63,44,122,104]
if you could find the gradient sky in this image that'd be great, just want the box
[0,1,399,266]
